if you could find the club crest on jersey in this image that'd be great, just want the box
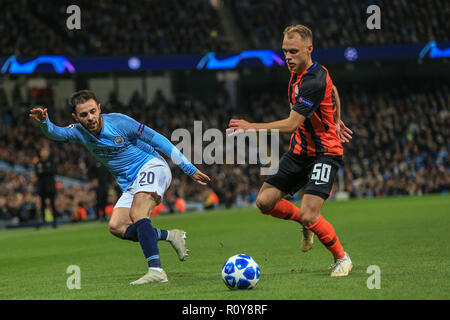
[114,136,125,145]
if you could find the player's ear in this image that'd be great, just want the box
[98,103,101,113]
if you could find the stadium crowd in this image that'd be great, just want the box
[230,0,449,49]
[1,0,232,56]
[340,81,449,197]
[0,79,448,225]
[1,0,448,57]
[0,0,70,56]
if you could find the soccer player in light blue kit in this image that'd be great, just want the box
[29,90,210,284]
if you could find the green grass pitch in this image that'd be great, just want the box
[0,195,449,300]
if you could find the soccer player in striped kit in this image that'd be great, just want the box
[229,25,353,276]
[30,90,210,284]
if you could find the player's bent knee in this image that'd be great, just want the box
[108,220,125,238]
[255,196,275,214]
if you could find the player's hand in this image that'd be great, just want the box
[227,119,253,136]
[336,120,353,143]
[191,169,211,186]
[29,107,48,122]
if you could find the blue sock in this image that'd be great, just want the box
[154,228,169,241]
[123,224,138,242]
[135,218,161,268]
[123,225,169,242]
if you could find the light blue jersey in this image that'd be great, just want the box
[40,113,197,192]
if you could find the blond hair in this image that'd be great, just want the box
[283,25,313,43]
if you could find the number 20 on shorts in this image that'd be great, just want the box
[139,171,155,186]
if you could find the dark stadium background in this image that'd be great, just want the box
[0,0,448,229]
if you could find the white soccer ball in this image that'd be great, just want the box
[221,254,260,290]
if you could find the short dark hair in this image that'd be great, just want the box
[70,90,98,113]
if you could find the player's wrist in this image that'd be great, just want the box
[185,164,198,176]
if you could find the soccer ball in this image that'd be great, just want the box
[222,254,260,290]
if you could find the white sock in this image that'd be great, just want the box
[166,230,170,241]
[149,267,163,273]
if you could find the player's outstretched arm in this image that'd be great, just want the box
[228,110,305,135]
[29,107,78,142]
[141,126,211,185]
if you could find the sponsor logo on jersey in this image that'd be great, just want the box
[298,96,314,108]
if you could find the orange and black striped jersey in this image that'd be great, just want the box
[288,62,343,157]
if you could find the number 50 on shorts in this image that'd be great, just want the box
[311,163,332,185]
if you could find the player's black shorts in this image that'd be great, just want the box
[264,151,343,200]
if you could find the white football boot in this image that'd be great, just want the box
[130,269,168,285]
[168,229,189,261]
[330,252,353,277]
[301,227,314,252]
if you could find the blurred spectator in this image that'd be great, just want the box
[88,159,113,221]
[34,147,58,228]
[0,194,11,221]
[175,197,187,212]
[152,203,165,216]
[204,189,220,210]
[72,202,87,222]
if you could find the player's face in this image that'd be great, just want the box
[72,98,102,133]
[282,33,312,73]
